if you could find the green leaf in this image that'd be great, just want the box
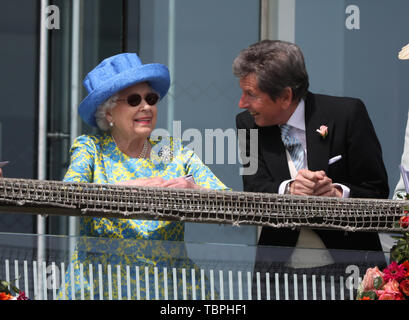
[0,281,12,295]
[398,238,408,245]
[9,284,20,294]
[390,249,401,262]
[391,235,405,240]
[374,277,383,289]
[361,291,377,300]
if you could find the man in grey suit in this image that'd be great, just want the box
[234,40,389,299]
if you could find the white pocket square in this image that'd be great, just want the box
[328,155,342,165]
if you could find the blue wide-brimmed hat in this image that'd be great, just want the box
[78,53,170,127]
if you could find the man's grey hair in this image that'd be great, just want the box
[95,94,119,131]
[232,40,309,102]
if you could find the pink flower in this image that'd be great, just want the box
[376,280,404,300]
[377,291,397,300]
[316,125,328,138]
[384,279,400,292]
[17,291,28,300]
[361,266,384,291]
[377,291,404,300]
[383,262,407,282]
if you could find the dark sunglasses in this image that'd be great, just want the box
[117,92,159,107]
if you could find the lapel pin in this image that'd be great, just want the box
[316,125,328,138]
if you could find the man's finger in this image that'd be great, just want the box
[290,180,315,195]
[314,185,343,198]
[314,185,333,196]
[297,169,317,181]
[314,170,327,180]
[295,170,320,189]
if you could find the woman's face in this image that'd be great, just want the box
[106,82,158,140]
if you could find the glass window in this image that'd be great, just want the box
[0,0,38,233]
[295,0,409,196]
[1,1,260,245]
[45,0,260,244]
[137,0,260,245]
[293,0,407,251]
[47,0,125,235]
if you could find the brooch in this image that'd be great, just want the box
[158,145,173,163]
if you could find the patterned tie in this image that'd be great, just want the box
[280,124,304,171]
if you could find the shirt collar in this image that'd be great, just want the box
[286,99,305,131]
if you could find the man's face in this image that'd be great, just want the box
[238,73,288,127]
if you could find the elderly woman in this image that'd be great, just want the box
[59,53,228,300]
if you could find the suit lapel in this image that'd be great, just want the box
[304,92,333,173]
[257,91,334,180]
[259,125,292,181]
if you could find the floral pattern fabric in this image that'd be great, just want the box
[58,133,229,300]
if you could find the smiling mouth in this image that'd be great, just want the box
[249,111,259,117]
[134,118,152,124]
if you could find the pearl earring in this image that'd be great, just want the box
[109,122,114,128]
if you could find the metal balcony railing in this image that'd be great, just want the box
[0,178,400,300]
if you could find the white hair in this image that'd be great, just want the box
[94,94,119,131]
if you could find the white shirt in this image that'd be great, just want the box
[276,99,349,268]
[278,99,350,198]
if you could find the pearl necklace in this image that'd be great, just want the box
[112,135,149,159]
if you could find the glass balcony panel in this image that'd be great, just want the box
[0,232,389,300]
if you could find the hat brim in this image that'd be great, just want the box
[79,63,170,127]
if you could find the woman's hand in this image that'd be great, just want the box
[116,176,202,189]
[160,177,202,189]
[116,177,167,187]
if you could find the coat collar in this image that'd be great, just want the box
[304,92,333,172]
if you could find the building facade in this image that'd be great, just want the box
[0,1,408,253]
